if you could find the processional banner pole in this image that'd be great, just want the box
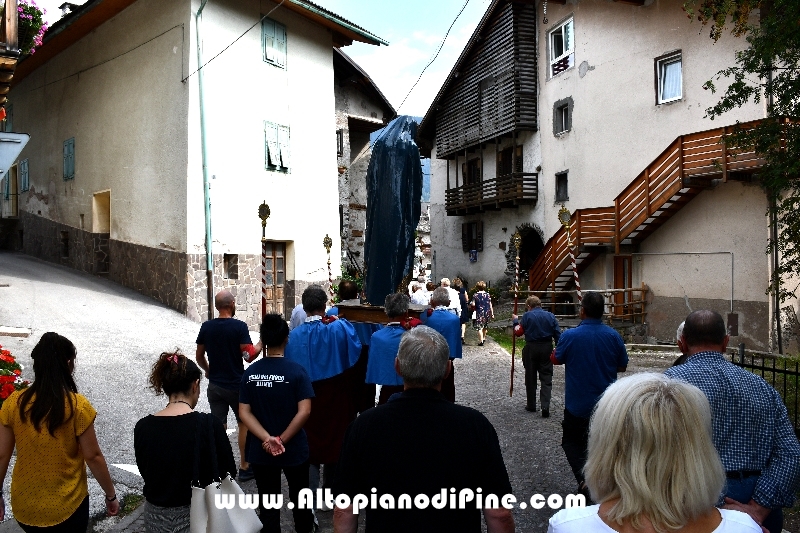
[510,231,522,397]
[258,202,270,319]
[558,205,582,302]
[323,234,334,305]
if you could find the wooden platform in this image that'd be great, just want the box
[335,302,425,324]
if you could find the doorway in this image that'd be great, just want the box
[263,241,286,316]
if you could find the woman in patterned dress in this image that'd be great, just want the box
[471,281,494,346]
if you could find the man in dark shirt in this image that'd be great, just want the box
[195,289,260,481]
[512,295,561,417]
[333,326,515,533]
[552,291,627,500]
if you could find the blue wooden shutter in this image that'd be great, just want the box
[278,125,290,170]
[265,122,279,168]
[262,19,275,63]
[63,138,75,180]
[20,159,28,191]
[274,22,286,68]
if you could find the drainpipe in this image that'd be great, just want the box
[196,0,214,320]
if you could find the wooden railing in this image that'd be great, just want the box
[521,286,648,323]
[529,120,766,291]
[446,171,537,214]
[0,0,19,108]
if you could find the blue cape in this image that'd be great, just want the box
[327,306,382,346]
[366,325,406,386]
[285,319,362,382]
[420,309,463,359]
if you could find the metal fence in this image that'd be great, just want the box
[730,344,800,435]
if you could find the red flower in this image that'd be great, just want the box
[13,370,20,376]
[0,384,15,399]
[0,375,15,384]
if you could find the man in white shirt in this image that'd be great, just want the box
[440,278,461,316]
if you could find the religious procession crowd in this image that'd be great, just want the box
[0,278,798,533]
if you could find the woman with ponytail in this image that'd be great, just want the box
[135,350,235,533]
[0,332,119,531]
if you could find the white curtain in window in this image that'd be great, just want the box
[661,59,682,101]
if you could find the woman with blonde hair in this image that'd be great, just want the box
[548,373,762,533]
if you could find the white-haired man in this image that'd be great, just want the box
[333,326,515,533]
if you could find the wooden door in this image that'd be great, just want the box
[264,242,286,316]
[613,255,632,317]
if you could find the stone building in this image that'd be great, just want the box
[333,47,394,275]
[0,0,385,327]
[418,0,773,347]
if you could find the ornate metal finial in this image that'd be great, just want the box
[258,201,271,242]
[323,234,333,254]
[512,232,522,255]
[557,204,571,229]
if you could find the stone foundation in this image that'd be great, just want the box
[108,240,186,313]
[20,210,110,275]
[186,254,262,327]
[645,295,769,350]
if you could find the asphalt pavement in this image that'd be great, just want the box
[0,251,254,528]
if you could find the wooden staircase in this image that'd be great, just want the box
[529,120,766,291]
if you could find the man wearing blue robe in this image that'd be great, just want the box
[420,287,462,402]
[327,280,381,414]
[285,286,362,492]
[368,293,413,404]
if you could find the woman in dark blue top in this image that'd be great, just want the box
[453,277,471,344]
[239,314,315,533]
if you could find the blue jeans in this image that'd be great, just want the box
[724,475,782,533]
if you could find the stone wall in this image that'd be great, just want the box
[186,254,262,328]
[20,210,110,275]
[108,240,186,313]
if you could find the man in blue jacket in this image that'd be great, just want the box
[420,287,462,402]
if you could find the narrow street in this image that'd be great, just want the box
[0,251,678,532]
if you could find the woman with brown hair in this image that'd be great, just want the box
[135,351,235,533]
[0,332,119,531]
[471,281,494,346]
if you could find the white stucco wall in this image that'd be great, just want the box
[538,0,764,224]
[429,0,767,293]
[10,0,190,249]
[186,0,341,281]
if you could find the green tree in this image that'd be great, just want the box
[684,0,800,302]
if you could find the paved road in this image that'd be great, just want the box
[0,251,682,532]
[0,251,255,525]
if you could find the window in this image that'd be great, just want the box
[556,171,569,202]
[223,254,239,280]
[262,18,286,68]
[549,18,574,77]
[462,158,481,185]
[461,221,483,252]
[497,146,523,178]
[19,159,28,192]
[553,97,573,135]
[656,52,682,104]
[336,129,344,158]
[264,122,290,172]
[63,138,75,180]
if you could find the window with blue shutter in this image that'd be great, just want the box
[63,138,75,180]
[265,122,290,173]
[262,18,286,68]
[20,159,28,192]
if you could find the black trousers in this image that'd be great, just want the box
[18,495,89,532]
[522,341,553,411]
[561,408,591,486]
[253,462,314,533]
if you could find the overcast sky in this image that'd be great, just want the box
[34,0,492,117]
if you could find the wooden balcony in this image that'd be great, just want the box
[529,120,768,292]
[446,171,537,215]
[0,0,19,108]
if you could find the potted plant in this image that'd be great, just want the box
[15,0,47,55]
